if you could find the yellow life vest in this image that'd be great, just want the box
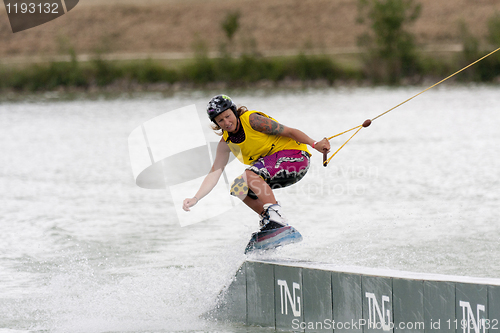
[222,110,311,165]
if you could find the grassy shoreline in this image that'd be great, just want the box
[3,0,500,93]
[0,50,499,94]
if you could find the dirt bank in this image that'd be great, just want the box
[1,0,499,58]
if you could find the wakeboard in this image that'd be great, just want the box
[244,225,303,254]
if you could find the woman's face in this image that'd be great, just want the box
[214,109,238,133]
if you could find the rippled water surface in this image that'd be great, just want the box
[0,86,499,332]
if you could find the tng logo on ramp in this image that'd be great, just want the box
[277,279,301,317]
[459,301,486,333]
[365,292,391,331]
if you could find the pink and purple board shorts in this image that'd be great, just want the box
[230,150,310,200]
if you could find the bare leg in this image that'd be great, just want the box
[234,170,276,214]
[244,170,288,227]
[231,170,277,214]
[242,196,265,215]
[244,170,276,203]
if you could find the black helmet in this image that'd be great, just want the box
[206,95,237,121]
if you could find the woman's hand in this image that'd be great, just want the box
[314,138,331,154]
[182,197,199,211]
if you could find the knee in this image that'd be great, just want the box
[244,169,256,179]
[245,169,266,183]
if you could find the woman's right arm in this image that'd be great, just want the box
[182,138,231,211]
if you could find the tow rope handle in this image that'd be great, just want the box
[323,119,371,167]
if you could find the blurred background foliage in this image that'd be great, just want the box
[1,0,500,92]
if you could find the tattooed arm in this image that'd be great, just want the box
[248,113,330,153]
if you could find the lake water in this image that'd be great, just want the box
[0,85,499,333]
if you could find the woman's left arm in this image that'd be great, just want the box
[249,113,330,153]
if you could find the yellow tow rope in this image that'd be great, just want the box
[323,46,500,167]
